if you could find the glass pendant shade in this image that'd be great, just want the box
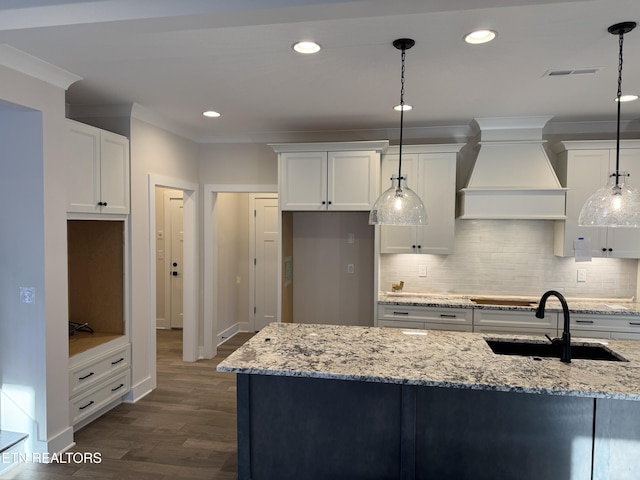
[578,172,640,227]
[369,175,428,225]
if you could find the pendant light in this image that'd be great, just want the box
[578,22,640,227]
[369,38,427,226]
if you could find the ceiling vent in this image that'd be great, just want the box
[544,67,602,77]
[457,116,567,220]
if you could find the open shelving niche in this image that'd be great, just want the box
[67,217,129,357]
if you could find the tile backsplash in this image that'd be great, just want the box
[379,220,638,299]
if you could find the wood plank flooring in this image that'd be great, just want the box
[3,329,254,480]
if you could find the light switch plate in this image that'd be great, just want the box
[577,269,587,282]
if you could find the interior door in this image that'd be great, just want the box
[164,191,184,328]
[253,195,279,330]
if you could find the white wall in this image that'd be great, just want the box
[198,143,277,185]
[0,64,72,454]
[379,219,638,299]
[128,117,199,397]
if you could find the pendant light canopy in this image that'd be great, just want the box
[579,22,640,227]
[369,38,427,226]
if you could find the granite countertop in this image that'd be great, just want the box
[217,322,640,401]
[378,292,640,315]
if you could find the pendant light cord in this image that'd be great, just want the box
[614,29,624,185]
[397,46,406,190]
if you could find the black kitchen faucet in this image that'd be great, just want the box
[536,290,572,363]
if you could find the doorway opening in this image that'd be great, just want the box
[203,185,278,358]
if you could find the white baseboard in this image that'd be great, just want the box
[47,426,74,455]
[123,376,154,404]
[217,322,250,346]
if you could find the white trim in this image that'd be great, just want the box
[148,174,198,368]
[123,377,154,404]
[0,44,81,89]
[203,183,278,360]
[217,323,239,346]
[269,140,389,153]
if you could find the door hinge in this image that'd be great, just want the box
[254,209,257,217]
[254,306,257,314]
[254,258,257,266]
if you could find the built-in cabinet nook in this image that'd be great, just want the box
[65,119,131,429]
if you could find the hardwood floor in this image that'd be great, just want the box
[4,330,253,480]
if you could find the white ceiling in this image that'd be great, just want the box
[0,0,638,142]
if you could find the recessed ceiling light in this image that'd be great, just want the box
[615,94,639,102]
[202,110,221,118]
[464,29,497,44]
[393,104,413,111]
[292,41,321,54]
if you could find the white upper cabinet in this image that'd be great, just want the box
[273,141,387,211]
[553,140,640,258]
[66,119,130,214]
[380,144,462,254]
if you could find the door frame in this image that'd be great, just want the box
[148,174,198,364]
[203,184,277,358]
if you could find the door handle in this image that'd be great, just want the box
[173,262,178,267]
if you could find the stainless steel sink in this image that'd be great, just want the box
[485,338,628,362]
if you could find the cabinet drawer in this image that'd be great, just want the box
[378,305,472,326]
[71,370,130,425]
[474,325,558,337]
[378,319,425,330]
[69,344,130,396]
[571,314,640,334]
[474,309,558,330]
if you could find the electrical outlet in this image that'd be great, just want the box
[347,233,354,244]
[418,265,427,277]
[20,287,35,304]
[577,269,587,282]
[347,264,355,274]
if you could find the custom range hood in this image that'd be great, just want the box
[458,116,567,219]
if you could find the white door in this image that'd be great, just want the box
[164,191,184,328]
[253,195,279,331]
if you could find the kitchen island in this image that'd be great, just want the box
[218,323,640,480]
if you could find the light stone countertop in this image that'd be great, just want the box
[217,322,640,401]
[378,292,640,315]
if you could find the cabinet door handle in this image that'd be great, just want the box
[79,372,95,381]
[111,358,125,365]
[629,322,640,327]
[440,314,457,318]
[111,383,125,392]
[328,201,332,205]
[417,245,422,249]
[393,311,409,316]
[79,400,94,411]
[321,201,326,205]
[575,320,594,324]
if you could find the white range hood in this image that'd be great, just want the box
[457,116,567,219]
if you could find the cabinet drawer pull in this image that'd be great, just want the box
[439,314,457,318]
[111,358,125,365]
[393,311,409,316]
[629,322,640,327]
[575,320,594,324]
[111,383,125,392]
[79,400,94,411]
[79,372,95,381]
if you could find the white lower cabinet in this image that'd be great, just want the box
[69,343,131,427]
[473,309,558,337]
[377,305,473,331]
[570,313,640,340]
